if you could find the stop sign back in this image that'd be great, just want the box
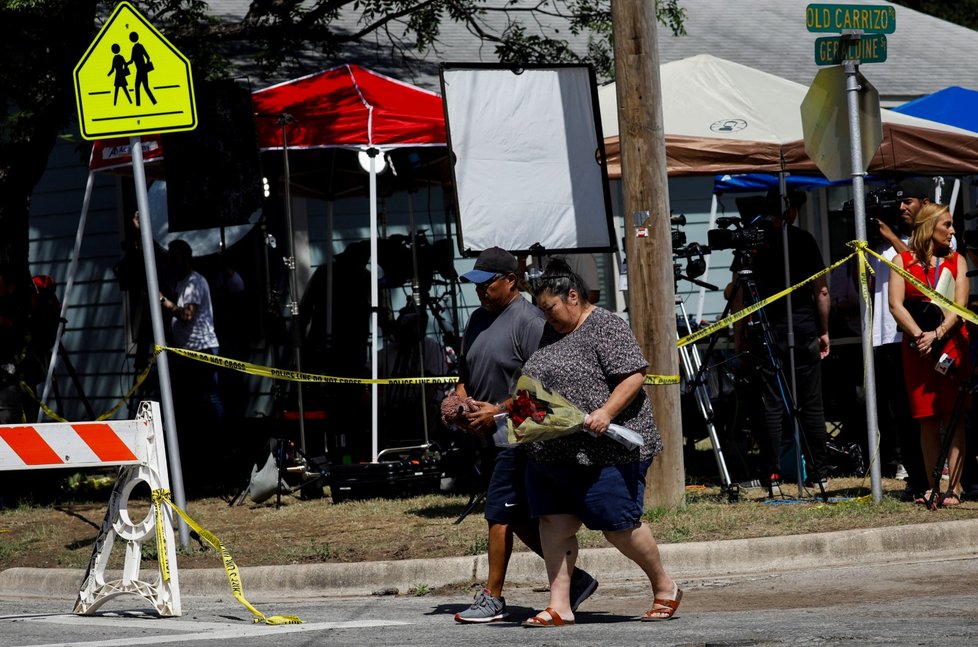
[800,66,882,181]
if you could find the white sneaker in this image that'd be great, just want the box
[894,464,909,480]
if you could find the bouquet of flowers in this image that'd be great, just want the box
[504,374,643,449]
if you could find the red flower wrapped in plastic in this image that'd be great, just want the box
[505,375,642,448]
[509,388,549,427]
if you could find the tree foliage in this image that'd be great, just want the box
[0,1,101,270]
[0,0,685,272]
[145,1,685,80]
[888,0,978,31]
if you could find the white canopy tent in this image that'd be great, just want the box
[600,54,978,318]
[598,54,978,178]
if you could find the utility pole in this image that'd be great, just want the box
[610,0,684,505]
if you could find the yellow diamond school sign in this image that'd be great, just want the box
[74,2,196,140]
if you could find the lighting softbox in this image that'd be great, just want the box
[440,64,615,255]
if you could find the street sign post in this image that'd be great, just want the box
[72,1,193,546]
[805,3,896,34]
[804,2,893,504]
[814,34,887,66]
[73,1,196,140]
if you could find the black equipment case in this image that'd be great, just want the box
[329,456,441,503]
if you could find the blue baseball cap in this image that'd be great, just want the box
[460,246,517,283]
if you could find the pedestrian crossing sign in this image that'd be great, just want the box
[73,1,196,140]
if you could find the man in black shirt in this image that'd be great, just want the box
[732,190,830,488]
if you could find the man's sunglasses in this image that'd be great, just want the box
[475,273,507,288]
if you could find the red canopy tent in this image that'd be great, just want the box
[251,63,446,150]
[252,64,448,460]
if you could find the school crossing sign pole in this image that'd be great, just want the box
[73,1,194,546]
[804,3,894,504]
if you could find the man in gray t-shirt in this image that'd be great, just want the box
[459,296,543,406]
[452,247,596,623]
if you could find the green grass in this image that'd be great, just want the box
[3,478,976,570]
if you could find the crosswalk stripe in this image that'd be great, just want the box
[8,615,412,646]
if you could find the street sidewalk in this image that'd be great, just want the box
[3,518,977,600]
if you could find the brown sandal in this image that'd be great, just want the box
[522,607,574,628]
[641,587,683,622]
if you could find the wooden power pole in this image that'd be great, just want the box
[611,0,684,505]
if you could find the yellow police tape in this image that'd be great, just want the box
[24,354,160,424]
[850,241,881,478]
[160,345,457,385]
[159,345,679,387]
[34,241,976,426]
[674,240,978,350]
[152,488,302,626]
[644,374,680,385]
[32,242,975,428]
[676,251,857,349]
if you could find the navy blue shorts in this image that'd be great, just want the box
[525,458,653,532]
[483,445,533,524]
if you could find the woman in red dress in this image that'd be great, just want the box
[889,204,970,506]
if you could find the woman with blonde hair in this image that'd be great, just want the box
[889,203,970,506]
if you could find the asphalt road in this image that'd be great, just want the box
[2,554,976,646]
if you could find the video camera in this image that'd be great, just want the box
[844,187,903,245]
[707,195,776,253]
[671,213,714,287]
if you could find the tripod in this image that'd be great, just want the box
[676,295,738,502]
[924,360,976,510]
[733,259,828,501]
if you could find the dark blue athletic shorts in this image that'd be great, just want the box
[483,445,533,524]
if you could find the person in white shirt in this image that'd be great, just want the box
[159,239,224,491]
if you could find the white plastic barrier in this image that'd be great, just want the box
[0,400,180,616]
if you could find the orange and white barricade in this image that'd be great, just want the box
[0,400,180,616]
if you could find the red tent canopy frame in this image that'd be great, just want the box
[251,63,446,150]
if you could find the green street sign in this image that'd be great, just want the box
[806,4,896,34]
[814,34,888,65]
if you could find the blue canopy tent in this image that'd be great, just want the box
[890,86,978,134]
[890,86,978,211]
[714,173,844,193]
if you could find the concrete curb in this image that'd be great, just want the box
[4,519,978,600]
